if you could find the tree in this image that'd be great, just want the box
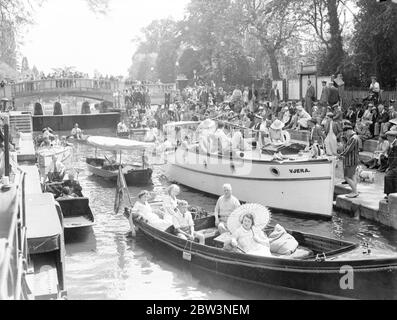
[301,0,346,75]
[351,0,397,88]
[178,48,202,80]
[132,19,181,82]
[239,0,305,80]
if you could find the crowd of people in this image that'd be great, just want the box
[114,76,397,201]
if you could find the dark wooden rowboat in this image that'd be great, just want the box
[135,215,397,300]
[44,182,95,230]
[56,197,95,230]
[86,157,153,186]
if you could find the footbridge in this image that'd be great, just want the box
[11,78,119,103]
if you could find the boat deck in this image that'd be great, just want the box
[19,165,42,195]
[17,133,36,163]
[25,255,60,300]
[26,193,63,241]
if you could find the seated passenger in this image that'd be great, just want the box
[129,190,172,234]
[47,155,66,182]
[40,136,52,148]
[308,118,325,146]
[230,213,272,257]
[173,201,205,245]
[63,172,83,197]
[214,184,241,234]
[162,184,181,223]
[214,122,231,154]
[269,120,286,146]
[364,135,390,171]
[292,105,312,130]
[71,123,83,140]
[57,187,76,200]
[231,130,252,152]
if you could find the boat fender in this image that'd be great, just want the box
[230,163,236,173]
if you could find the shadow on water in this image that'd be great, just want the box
[65,227,97,255]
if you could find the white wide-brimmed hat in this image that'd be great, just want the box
[227,204,272,234]
[270,119,285,130]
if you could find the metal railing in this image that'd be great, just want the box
[0,170,28,300]
[12,78,120,96]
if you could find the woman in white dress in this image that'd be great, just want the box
[162,184,181,223]
[230,213,272,257]
[127,190,172,236]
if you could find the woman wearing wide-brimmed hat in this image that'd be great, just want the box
[227,204,272,257]
[269,119,286,146]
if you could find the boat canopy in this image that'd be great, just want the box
[87,136,154,152]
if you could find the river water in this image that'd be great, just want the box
[60,131,397,300]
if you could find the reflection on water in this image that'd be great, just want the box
[62,132,397,300]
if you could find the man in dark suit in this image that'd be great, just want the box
[328,82,340,107]
[305,80,316,116]
[384,131,397,201]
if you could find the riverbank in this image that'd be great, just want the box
[334,159,397,230]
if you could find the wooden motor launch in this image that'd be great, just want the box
[86,136,154,186]
[134,203,397,300]
[164,121,336,218]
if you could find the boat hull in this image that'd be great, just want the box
[165,149,336,218]
[86,158,153,186]
[57,198,95,230]
[137,220,397,300]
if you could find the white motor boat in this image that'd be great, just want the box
[164,121,336,219]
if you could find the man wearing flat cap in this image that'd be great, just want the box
[384,131,397,201]
[339,123,360,198]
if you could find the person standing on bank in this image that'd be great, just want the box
[384,131,397,201]
[305,80,316,116]
[339,123,360,199]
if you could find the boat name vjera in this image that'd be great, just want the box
[289,169,311,174]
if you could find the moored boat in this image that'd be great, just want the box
[25,193,67,300]
[164,121,336,218]
[44,182,95,230]
[85,136,153,186]
[135,210,397,300]
[37,145,73,174]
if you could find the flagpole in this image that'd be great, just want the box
[119,151,134,208]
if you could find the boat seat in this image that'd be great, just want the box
[57,198,89,218]
[195,228,220,240]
